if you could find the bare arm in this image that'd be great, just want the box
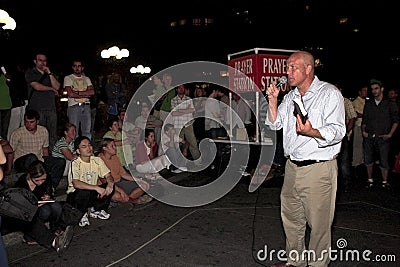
[0,145,6,166]
[30,81,59,95]
[61,148,77,161]
[266,84,280,123]
[171,107,195,116]
[42,147,49,157]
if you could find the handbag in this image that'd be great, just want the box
[60,202,83,227]
[0,185,38,222]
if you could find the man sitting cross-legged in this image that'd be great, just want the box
[66,136,114,227]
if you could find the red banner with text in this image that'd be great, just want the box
[228,52,291,94]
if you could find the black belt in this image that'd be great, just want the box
[290,159,328,167]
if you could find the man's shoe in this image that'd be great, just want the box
[89,207,110,220]
[78,212,90,227]
[53,225,74,253]
[270,262,296,267]
[366,179,374,188]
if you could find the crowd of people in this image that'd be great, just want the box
[0,50,399,267]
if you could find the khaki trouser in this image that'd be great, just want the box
[281,159,337,267]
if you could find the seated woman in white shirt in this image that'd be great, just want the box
[135,128,171,178]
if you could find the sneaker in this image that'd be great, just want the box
[366,179,374,188]
[382,181,390,188]
[53,225,74,253]
[137,195,153,204]
[172,167,187,173]
[238,170,251,177]
[79,212,90,227]
[89,207,110,220]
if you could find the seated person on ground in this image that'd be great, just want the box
[0,136,13,176]
[15,160,64,235]
[161,123,188,173]
[134,103,163,146]
[103,118,133,169]
[2,160,73,252]
[51,122,78,178]
[98,138,152,204]
[135,128,171,178]
[66,136,114,227]
[9,109,65,190]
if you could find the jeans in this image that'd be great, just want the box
[363,137,390,169]
[37,110,57,150]
[338,136,352,190]
[44,156,66,189]
[2,215,56,249]
[0,217,9,267]
[67,104,92,139]
[37,201,63,231]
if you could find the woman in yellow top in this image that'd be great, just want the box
[103,118,126,167]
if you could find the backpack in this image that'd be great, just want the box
[0,186,38,222]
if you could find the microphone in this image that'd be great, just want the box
[276,76,287,88]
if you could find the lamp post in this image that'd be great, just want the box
[100,45,130,74]
[0,9,16,40]
[130,64,151,88]
[101,46,129,62]
[130,65,151,75]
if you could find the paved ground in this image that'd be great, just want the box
[3,165,399,267]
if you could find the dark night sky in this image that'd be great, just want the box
[1,0,398,94]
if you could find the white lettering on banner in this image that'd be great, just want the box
[263,58,287,74]
[233,76,255,92]
[234,59,253,75]
[260,76,290,92]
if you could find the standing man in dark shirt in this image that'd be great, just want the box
[362,79,399,188]
[25,53,60,149]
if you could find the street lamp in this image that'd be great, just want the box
[130,65,151,74]
[101,46,129,59]
[0,9,16,39]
